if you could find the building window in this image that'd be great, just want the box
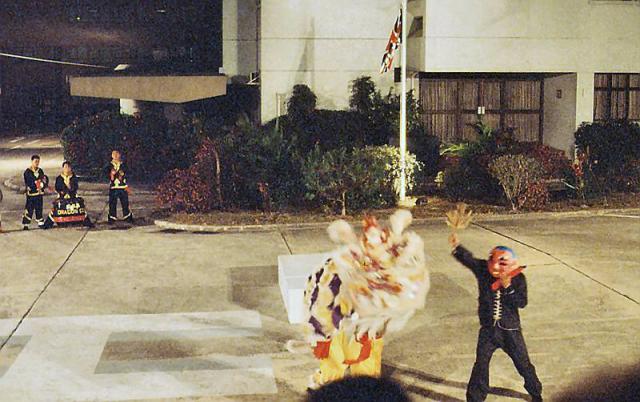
[420,75,543,143]
[594,73,640,121]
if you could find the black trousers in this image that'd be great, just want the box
[22,195,44,225]
[108,189,131,220]
[467,326,542,402]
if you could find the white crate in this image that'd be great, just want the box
[278,253,333,324]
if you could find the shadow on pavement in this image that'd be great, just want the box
[384,363,529,401]
[230,265,288,322]
[554,362,640,402]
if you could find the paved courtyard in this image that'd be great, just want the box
[1,134,639,401]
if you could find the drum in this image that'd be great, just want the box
[50,196,87,225]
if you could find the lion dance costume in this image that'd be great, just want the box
[301,210,430,388]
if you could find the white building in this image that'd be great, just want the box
[224,0,640,155]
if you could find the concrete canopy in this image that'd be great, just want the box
[69,75,227,103]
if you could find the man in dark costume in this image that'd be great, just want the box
[43,161,93,229]
[22,155,49,230]
[105,150,133,224]
[449,233,543,402]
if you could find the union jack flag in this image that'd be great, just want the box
[380,8,402,74]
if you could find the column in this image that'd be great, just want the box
[119,99,140,116]
[575,72,595,128]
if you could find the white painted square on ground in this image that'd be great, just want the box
[0,311,276,400]
[278,252,332,324]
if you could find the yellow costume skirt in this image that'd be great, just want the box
[313,330,384,385]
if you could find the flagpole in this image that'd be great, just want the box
[399,0,408,202]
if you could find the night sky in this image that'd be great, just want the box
[0,1,224,131]
[0,0,223,71]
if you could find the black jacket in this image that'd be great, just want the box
[55,174,79,198]
[453,245,528,330]
[24,168,49,197]
[105,161,128,189]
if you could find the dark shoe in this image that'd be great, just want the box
[23,225,29,231]
[125,215,134,224]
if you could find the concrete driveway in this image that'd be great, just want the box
[1,133,639,401]
[0,211,638,401]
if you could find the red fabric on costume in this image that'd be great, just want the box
[343,334,372,365]
[313,340,332,359]
[491,267,525,291]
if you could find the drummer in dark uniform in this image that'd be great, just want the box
[105,150,133,224]
[55,160,79,198]
[43,161,93,228]
[22,155,49,230]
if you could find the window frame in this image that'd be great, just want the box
[594,73,640,122]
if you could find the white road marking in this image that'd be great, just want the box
[0,311,277,400]
[605,214,640,219]
[9,137,25,143]
[9,145,21,150]
[25,140,40,145]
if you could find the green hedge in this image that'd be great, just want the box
[219,122,305,208]
[264,110,372,154]
[575,120,640,192]
[302,145,422,215]
[157,119,305,212]
[61,111,200,182]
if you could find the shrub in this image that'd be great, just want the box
[349,76,378,115]
[350,76,438,160]
[439,118,501,200]
[287,84,317,121]
[348,76,391,147]
[156,120,304,212]
[518,181,550,211]
[410,128,440,177]
[61,111,125,177]
[302,146,421,215]
[442,160,500,202]
[302,147,373,215]
[156,138,224,213]
[528,145,571,180]
[440,118,498,160]
[440,134,501,202]
[61,111,199,182]
[378,89,425,139]
[266,110,372,154]
[220,120,305,209]
[155,168,214,213]
[362,145,423,196]
[489,154,544,210]
[574,120,640,192]
[509,143,572,180]
[192,138,224,207]
[622,159,640,192]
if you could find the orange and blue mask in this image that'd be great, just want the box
[488,246,524,291]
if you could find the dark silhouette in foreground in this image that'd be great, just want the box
[306,376,411,402]
[555,363,640,402]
